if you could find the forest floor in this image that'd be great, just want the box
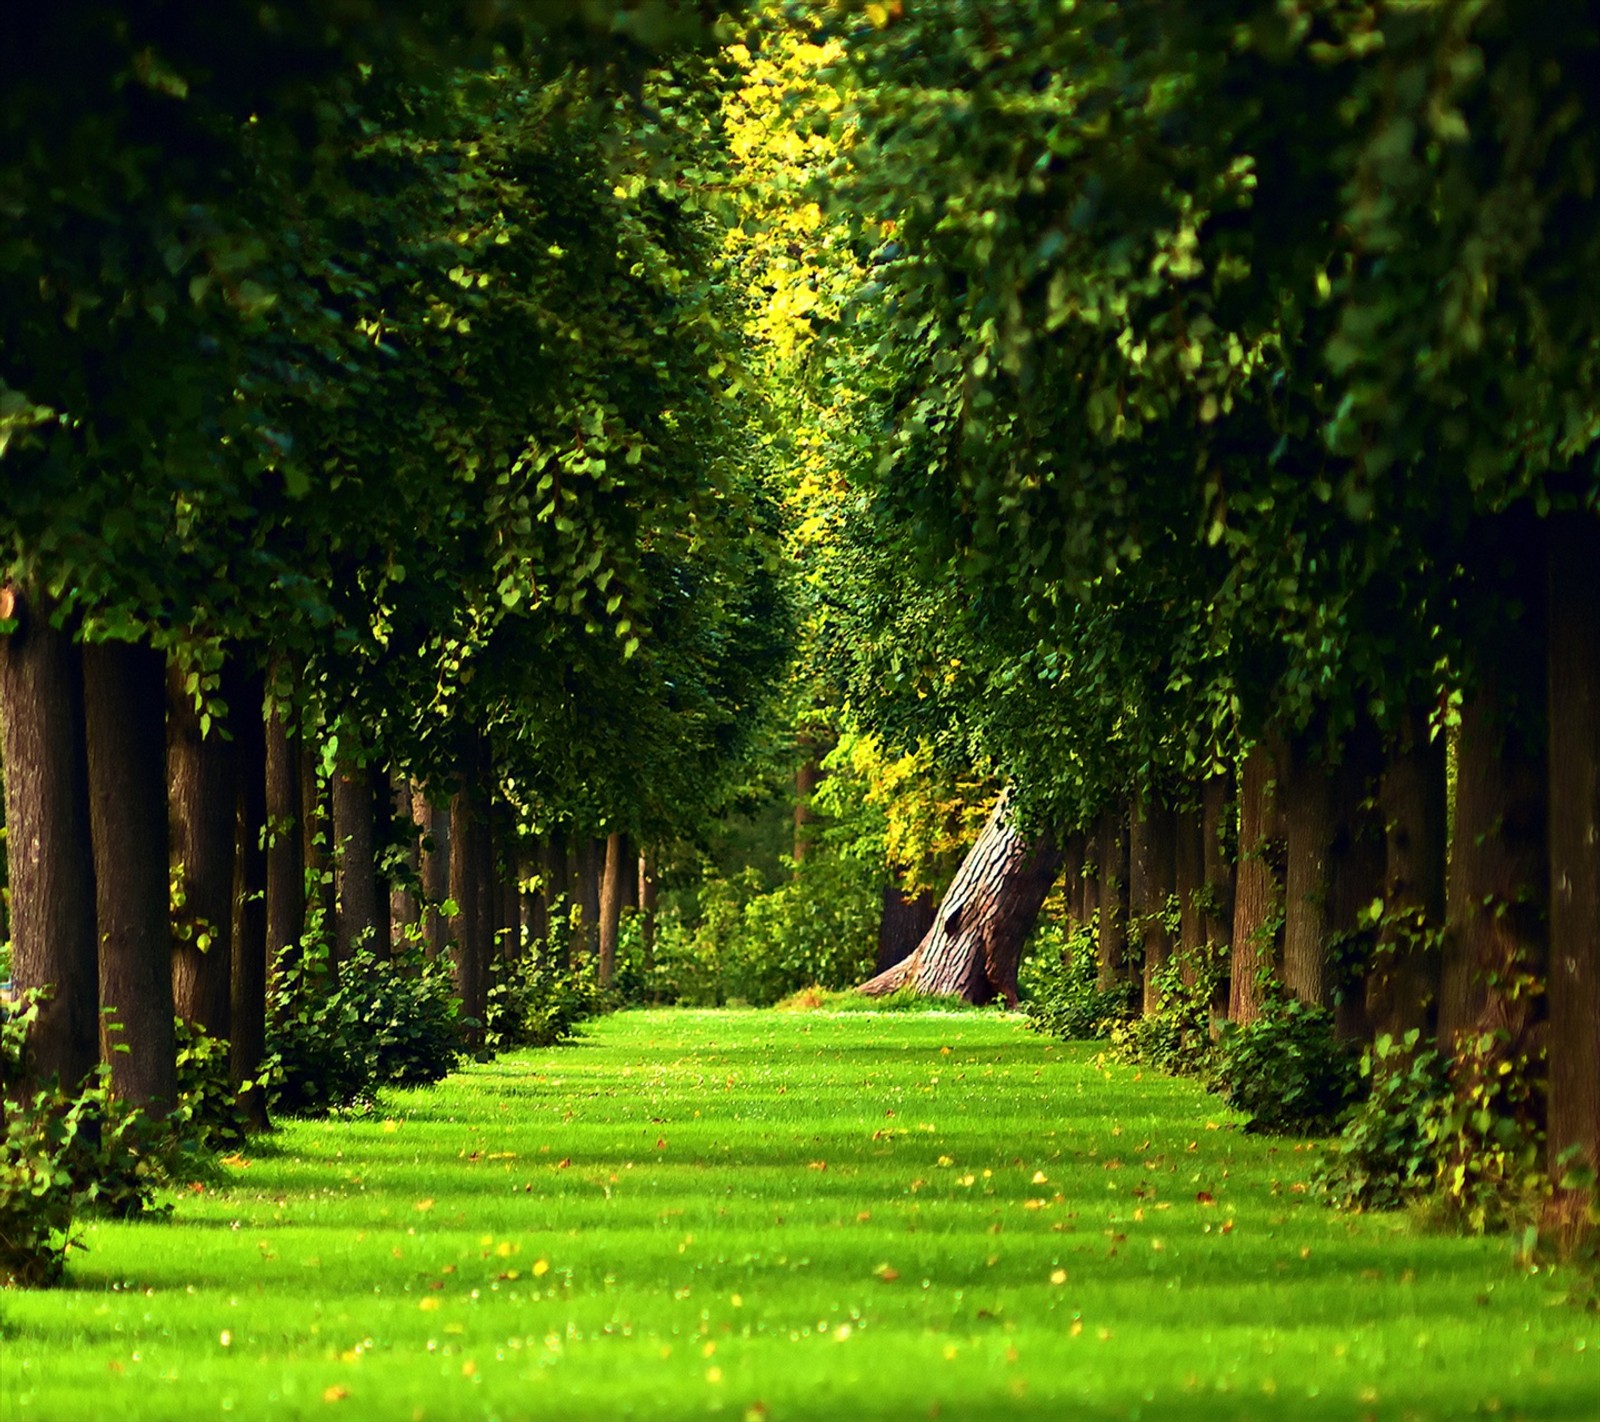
[2,1007,1597,1420]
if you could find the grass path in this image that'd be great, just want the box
[2,1008,1597,1420]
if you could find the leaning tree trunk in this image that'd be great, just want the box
[858,791,1063,1006]
[228,663,269,1123]
[0,586,100,1089]
[1546,510,1600,1211]
[264,697,305,975]
[167,659,237,1040]
[83,639,176,1113]
[1230,742,1282,1027]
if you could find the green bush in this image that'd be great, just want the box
[1107,953,1224,1077]
[1021,916,1133,1041]
[484,940,610,1053]
[1208,993,1363,1134]
[168,1018,251,1158]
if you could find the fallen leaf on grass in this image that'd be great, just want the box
[323,1385,349,1403]
[414,1199,434,1213]
[874,1263,900,1282]
[807,1160,827,1172]
[1196,1191,1215,1206]
[1049,1269,1067,1285]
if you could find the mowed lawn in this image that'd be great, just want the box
[2,1009,1596,1421]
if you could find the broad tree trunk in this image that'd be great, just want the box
[1367,706,1447,1040]
[0,587,99,1088]
[876,879,935,975]
[1131,797,1175,1016]
[264,699,305,975]
[229,663,269,1123]
[332,757,381,963]
[859,791,1063,1005]
[83,640,176,1113]
[1281,733,1335,1010]
[417,785,449,962]
[1546,511,1600,1200]
[598,830,626,985]
[1230,742,1282,1027]
[1096,808,1129,991]
[1201,772,1237,1017]
[167,659,237,1039]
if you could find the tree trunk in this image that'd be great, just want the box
[544,829,571,966]
[83,640,176,1113]
[576,835,603,961]
[228,663,269,1124]
[1330,720,1384,1042]
[859,791,1063,1006]
[449,778,487,1041]
[299,741,332,942]
[167,659,237,1040]
[1230,742,1282,1027]
[1173,799,1205,978]
[1367,706,1447,1040]
[1096,808,1129,992]
[1131,797,1175,1016]
[332,758,381,963]
[0,587,99,1088]
[1059,834,1085,935]
[1281,733,1335,1009]
[264,698,305,975]
[599,830,626,985]
[417,785,449,962]
[388,777,421,951]
[1079,829,1100,927]
[1546,510,1600,1200]
[876,880,935,975]
[638,846,658,970]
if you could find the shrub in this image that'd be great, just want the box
[1108,953,1223,1077]
[1021,916,1133,1041]
[1208,993,1363,1134]
[168,1018,252,1158]
[484,946,610,1052]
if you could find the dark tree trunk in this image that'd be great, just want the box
[83,640,176,1112]
[1546,511,1600,1199]
[167,659,237,1039]
[1059,834,1085,934]
[1230,742,1282,1027]
[299,741,332,939]
[599,830,625,985]
[417,785,449,962]
[1173,799,1205,977]
[0,587,99,1088]
[332,758,381,963]
[264,699,305,975]
[1096,808,1129,991]
[544,829,571,966]
[1131,797,1175,1016]
[859,791,1063,1006]
[622,838,640,912]
[1079,829,1100,928]
[1330,720,1385,1041]
[1281,733,1335,1010]
[638,846,658,969]
[1201,772,1236,954]
[1367,706,1447,1040]
[577,835,603,961]
[449,778,487,1040]
[389,777,421,949]
[370,771,394,963]
[876,879,936,975]
[228,663,269,1123]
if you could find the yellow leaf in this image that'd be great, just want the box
[414,1199,434,1212]
[533,1259,550,1277]
[323,1386,349,1402]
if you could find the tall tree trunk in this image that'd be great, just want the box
[167,659,237,1039]
[1059,834,1085,935]
[1230,742,1282,1027]
[599,830,626,985]
[544,829,571,966]
[1131,797,1175,1016]
[576,835,603,962]
[638,846,658,970]
[1546,510,1600,1202]
[1330,721,1384,1042]
[332,758,380,963]
[1281,733,1335,1009]
[449,776,487,1042]
[1173,799,1205,978]
[298,741,332,942]
[876,879,935,975]
[83,640,176,1113]
[382,772,417,955]
[1201,771,1237,1018]
[228,663,269,1123]
[417,786,449,962]
[1079,829,1100,928]
[1368,706,1447,1040]
[0,587,99,1088]
[859,791,1063,1006]
[264,698,305,976]
[1096,808,1129,992]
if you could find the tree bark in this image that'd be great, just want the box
[417,785,449,962]
[1230,742,1282,1027]
[298,741,332,942]
[1096,808,1129,992]
[1131,797,1175,1016]
[1173,799,1205,977]
[1330,720,1384,1041]
[876,880,935,975]
[167,659,237,1039]
[449,777,487,1040]
[1546,510,1600,1196]
[1367,706,1447,1040]
[83,640,176,1113]
[228,663,269,1123]
[1059,834,1085,935]
[332,758,381,963]
[544,829,571,965]
[599,830,626,985]
[1281,733,1335,1009]
[264,698,305,975]
[576,835,603,961]
[0,587,99,1088]
[859,791,1063,1006]
[638,846,658,970]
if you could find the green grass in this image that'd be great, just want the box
[3,1008,1597,1420]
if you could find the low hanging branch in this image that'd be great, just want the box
[858,790,1063,1006]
